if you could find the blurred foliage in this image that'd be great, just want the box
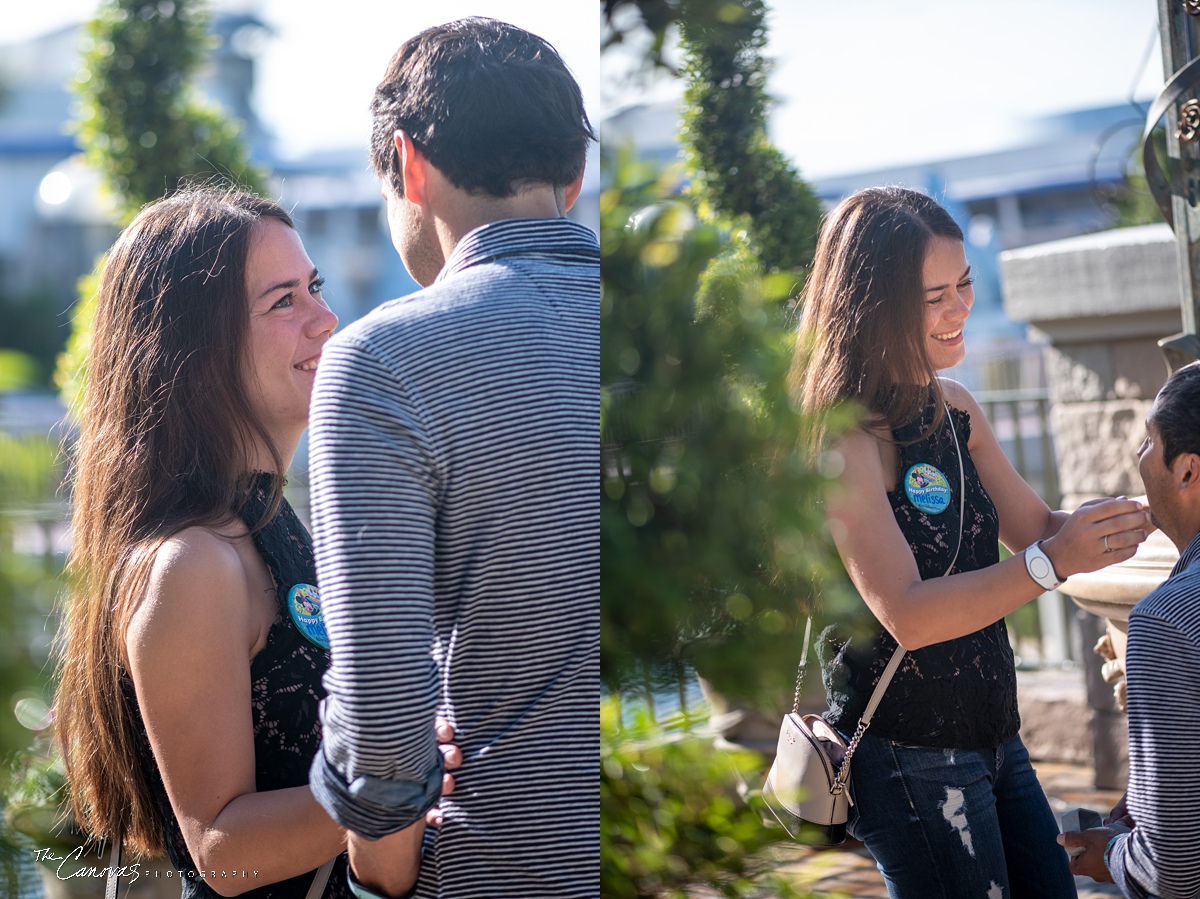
[74,0,266,222]
[0,352,41,393]
[601,0,841,710]
[600,699,809,898]
[602,1,822,273]
[679,0,821,274]
[0,283,70,388]
[0,436,64,879]
[1108,170,1164,228]
[1095,124,1166,229]
[3,733,74,854]
[54,270,100,419]
[59,0,268,408]
[602,0,683,73]
[600,151,849,710]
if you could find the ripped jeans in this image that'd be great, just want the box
[847,731,1077,899]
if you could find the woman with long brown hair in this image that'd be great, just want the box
[54,186,455,898]
[792,185,1148,897]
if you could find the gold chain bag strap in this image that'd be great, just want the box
[762,403,965,845]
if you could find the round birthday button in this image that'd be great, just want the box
[903,463,952,515]
[287,583,329,649]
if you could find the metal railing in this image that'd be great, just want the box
[975,388,1060,509]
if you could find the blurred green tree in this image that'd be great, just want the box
[600,5,842,889]
[0,285,70,388]
[601,0,839,710]
[0,434,64,885]
[601,155,845,709]
[58,0,267,406]
[75,0,266,221]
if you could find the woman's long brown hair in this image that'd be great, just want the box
[55,187,294,856]
[790,186,965,460]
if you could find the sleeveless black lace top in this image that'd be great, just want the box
[819,401,1021,749]
[124,474,350,898]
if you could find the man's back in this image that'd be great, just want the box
[309,217,598,897]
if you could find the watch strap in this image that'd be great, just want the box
[1024,540,1061,590]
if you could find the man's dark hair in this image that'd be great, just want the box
[370,17,595,199]
[1153,360,1200,467]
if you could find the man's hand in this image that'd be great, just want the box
[426,718,461,828]
[1057,827,1121,882]
[1106,791,1135,829]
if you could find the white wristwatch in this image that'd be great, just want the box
[1024,541,1062,591]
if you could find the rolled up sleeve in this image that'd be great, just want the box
[307,337,444,837]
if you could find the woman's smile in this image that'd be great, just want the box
[922,235,973,370]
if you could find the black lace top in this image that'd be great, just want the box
[819,401,1021,749]
[125,474,350,898]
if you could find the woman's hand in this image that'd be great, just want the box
[425,717,462,827]
[1041,497,1151,579]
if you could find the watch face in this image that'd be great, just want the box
[1028,553,1053,581]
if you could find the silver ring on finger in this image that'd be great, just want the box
[1104,534,1113,553]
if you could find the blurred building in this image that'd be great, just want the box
[0,12,600,336]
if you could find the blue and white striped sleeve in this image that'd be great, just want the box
[307,337,444,838]
[1109,608,1200,898]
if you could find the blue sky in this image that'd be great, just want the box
[5,1,1164,178]
[603,0,1162,178]
[2,0,600,162]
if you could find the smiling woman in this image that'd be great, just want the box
[788,185,1151,897]
[241,217,337,467]
[53,185,457,899]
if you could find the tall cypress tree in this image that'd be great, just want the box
[601,0,843,710]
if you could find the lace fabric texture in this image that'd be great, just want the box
[126,474,350,898]
[820,402,1020,749]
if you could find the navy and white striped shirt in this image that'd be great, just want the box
[1109,529,1200,898]
[307,217,599,898]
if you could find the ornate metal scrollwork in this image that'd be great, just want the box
[1180,98,1200,142]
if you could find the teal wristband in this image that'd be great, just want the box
[1103,833,1123,874]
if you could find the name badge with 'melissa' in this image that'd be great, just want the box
[903,463,952,515]
[287,583,329,649]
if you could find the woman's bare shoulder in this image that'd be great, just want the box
[126,522,254,657]
[937,377,980,413]
[828,424,889,485]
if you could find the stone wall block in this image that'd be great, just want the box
[1002,224,1177,324]
[1046,343,1113,404]
[1092,710,1130,791]
[1016,670,1091,764]
[1112,340,1170,399]
[1051,400,1151,498]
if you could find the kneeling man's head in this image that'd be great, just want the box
[1140,361,1200,548]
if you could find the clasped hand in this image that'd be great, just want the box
[427,717,462,828]
[1056,796,1135,882]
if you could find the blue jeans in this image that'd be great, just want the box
[847,731,1076,899]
